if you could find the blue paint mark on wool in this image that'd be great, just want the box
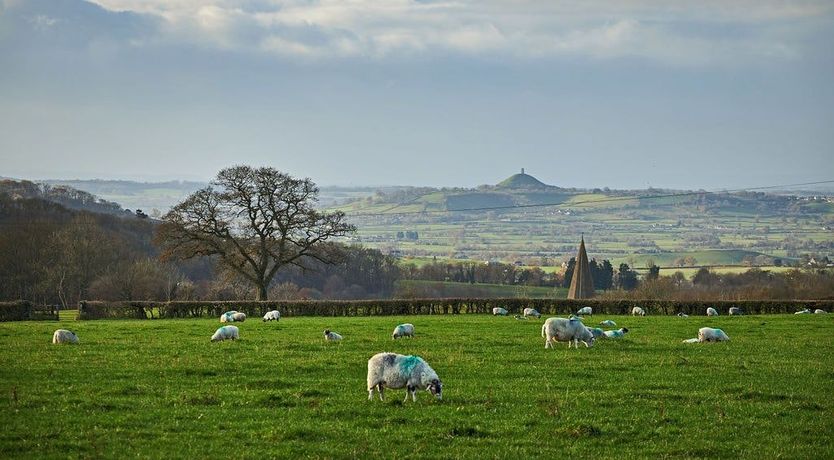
[399,355,422,375]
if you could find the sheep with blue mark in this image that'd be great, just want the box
[795,308,811,315]
[603,328,629,339]
[542,316,595,349]
[52,329,79,344]
[392,323,415,339]
[211,325,239,342]
[698,327,729,342]
[367,352,442,402]
[220,311,246,322]
[599,320,616,327]
[586,327,605,339]
[262,310,281,321]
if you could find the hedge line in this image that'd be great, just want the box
[0,301,59,321]
[69,298,834,320]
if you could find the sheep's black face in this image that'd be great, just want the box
[428,379,443,400]
[324,330,330,336]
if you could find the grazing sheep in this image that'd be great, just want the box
[795,309,812,315]
[814,309,827,314]
[603,327,629,339]
[52,329,79,344]
[523,308,541,319]
[698,327,730,342]
[392,323,415,339]
[513,315,528,321]
[542,317,595,349]
[599,320,617,327]
[631,307,646,316]
[707,307,719,317]
[324,330,343,341]
[367,352,442,403]
[677,312,689,318]
[211,325,239,342]
[576,307,593,316]
[492,307,508,316]
[729,307,743,316]
[586,327,605,339]
[262,310,281,322]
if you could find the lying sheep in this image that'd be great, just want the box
[542,317,595,349]
[392,323,415,339]
[677,312,689,318]
[632,307,646,316]
[513,315,528,321]
[324,330,343,341]
[52,329,79,344]
[729,307,743,316]
[492,307,508,316]
[795,308,811,315]
[586,327,605,339]
[262,310,281,322]
[815,309,827,314]
[577,307,593,316]
[220,311,246,322]
[707,307,719,317]
[367,352,442,403]
[603,327,629,339]
[698,327,730,342]
[599,320,617,327]
[523,308,541,319]
[211,325,239,342]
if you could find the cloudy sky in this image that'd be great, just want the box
[1,0,833,189]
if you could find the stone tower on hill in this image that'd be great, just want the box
[568,236,595,299]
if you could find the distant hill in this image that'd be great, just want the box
[0,179,130,216]
[496,170,553,189]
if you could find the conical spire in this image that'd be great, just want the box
[568,236,595,299]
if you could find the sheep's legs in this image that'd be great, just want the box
[378,384,385,401]
[368,389,374,401]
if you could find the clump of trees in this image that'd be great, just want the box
[400,260,560,287]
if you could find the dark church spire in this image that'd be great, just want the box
[568,236,595,299]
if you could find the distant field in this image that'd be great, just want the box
[2,315,832,457]
[395,280,566,298]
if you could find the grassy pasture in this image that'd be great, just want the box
[1,315,833,458]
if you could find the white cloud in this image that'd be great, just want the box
[78,1,834,64]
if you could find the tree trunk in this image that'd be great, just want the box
[257,283,268,301]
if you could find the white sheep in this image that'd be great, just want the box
[707,307,719,317]
[542,317,595,349]
[220,310,245,322]
[523,308,541,319]
[599,320,617,327]
[603,327,629,339]
[729,307,743,316]
[324,329,343,341]
[795,309,811,315]
[814,309,827,314]
[698,327,729,342]
[677,312,689,318]
[211,325,239,342]
[586,327,605,339]
[631,307,646,316]
[576,306,593,316]
[262,310,281,321]
[367,352,442,402]
[52,329,79,344]
[492,307,508,316]
[513,315,528,321]
[392,323,415,339]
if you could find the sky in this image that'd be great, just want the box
[1,0,833,190]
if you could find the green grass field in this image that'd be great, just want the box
[2,315,833,458]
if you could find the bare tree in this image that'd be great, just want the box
[155,166,355,300]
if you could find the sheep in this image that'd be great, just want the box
[815,309,827,314]
[513,315,528,321]
[262,310,281,322]
[324,329,343,341]
[698,327,730,342]
[603,327,629,339]
[795,309,811,315]
[367,352,442,403]
[576,306,593,316]
[706,307,719,317]
[52,329,79,344]
[631,307,646,316]
[599,320,617,327]
[677,312,689,318]
[542,317,595,349]
[586,327,605,339]
[729,307,743,316]
[220,311,246,322]
[523,308,541,319]
[392,323,415,339]
[211,325,239,342]
[492,307,508,316]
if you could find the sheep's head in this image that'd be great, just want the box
[428,379,443,400]
[584,336,596,348]
[324,329,330,336]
